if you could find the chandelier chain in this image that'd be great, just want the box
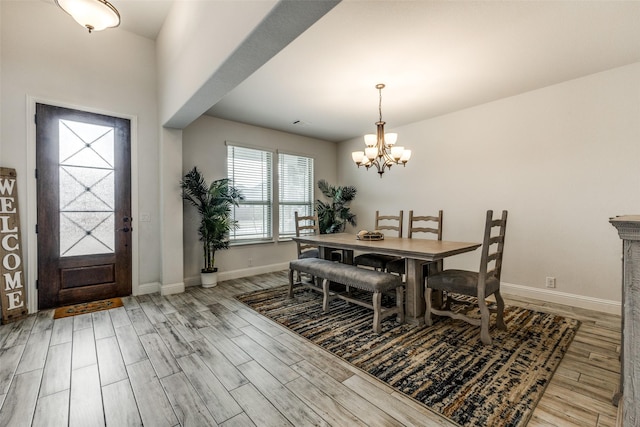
[378,86,383,123]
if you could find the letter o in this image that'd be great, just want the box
[2,253,21,270]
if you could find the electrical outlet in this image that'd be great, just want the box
[248,258,253,267]
[545,277,556,288]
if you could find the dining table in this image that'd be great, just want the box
[292,233,481,325]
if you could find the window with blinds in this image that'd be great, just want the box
[279,153,314,238]
[227,145,273,242]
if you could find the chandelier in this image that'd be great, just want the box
[55,0,121,33]
[351,84,411,177]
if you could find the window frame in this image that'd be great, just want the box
[277,151,315,240]
[226,142,274,244]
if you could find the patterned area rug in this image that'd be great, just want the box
[53,297,123,319]
[236,286,580,427]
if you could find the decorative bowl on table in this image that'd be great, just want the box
[356,230,385,241]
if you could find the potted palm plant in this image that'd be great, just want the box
[316,179,357,234]
[181,167,243,288]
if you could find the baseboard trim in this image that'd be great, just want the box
[184,276,200,288]
[179,267,621,315]
[136,281,161,295]
[184,263,290,288]
[219,263,289,282]
[160,281,185,296]
[501,282,621,315]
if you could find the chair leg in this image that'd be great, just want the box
[495,290,507,330]
[443,291,452,310]
[478,297,492,345]
[287,269,295,298]
[322,278,330,313]
[424,285,433,326]
[396,286,405,323]
[372,292,382,333]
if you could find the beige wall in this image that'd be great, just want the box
[339,62,640,312]
[0,1,162,309]
[181,115,338,283]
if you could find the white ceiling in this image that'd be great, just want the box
[115,0,173,40]
[42,0,172,39]
[94,1,640,142]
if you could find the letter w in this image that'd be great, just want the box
[0,179,16,196]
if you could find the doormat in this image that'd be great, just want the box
[236,285,580,427]
[53,297,123,319]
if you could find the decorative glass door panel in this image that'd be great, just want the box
[59,119,116,257]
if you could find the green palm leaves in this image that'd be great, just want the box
[316,179,357,234]
[181,167,244,272]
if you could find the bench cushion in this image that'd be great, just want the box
[289,258,401,293]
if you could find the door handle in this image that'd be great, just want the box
[119,216,132,232]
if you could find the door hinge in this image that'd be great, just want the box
[36,279,39,289]
[35,169,38,179]
[35,224,38,234]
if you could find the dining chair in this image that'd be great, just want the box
[424,210,508,345]
[295,211,320,259]
[353,210,403,270]
[386,210,443,276]
[294,211,342,262]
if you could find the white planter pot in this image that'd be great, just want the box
[201,271,218,288]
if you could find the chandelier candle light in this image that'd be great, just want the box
[55,0,121,33]
[352,84,411,177]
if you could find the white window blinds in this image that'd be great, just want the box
[227,145,273,242]
[279,153,314,238]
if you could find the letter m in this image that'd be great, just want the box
[3,271,23,291]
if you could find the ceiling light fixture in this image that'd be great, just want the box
[55,0,121,33]
[352,84,411,177]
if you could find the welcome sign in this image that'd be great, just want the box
[0,168,28,324]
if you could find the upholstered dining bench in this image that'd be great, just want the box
[288,258,404,333]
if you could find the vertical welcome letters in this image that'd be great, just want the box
[0,168,28,323]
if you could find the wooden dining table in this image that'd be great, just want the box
[292,233,481,325]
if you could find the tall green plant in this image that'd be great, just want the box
[181,167,244,272]
[315,179,357,234]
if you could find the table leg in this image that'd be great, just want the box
[405,258,425,325]
[318,245,333,260]
[342,249,354,265]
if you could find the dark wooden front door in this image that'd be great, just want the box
[36,104,132,309]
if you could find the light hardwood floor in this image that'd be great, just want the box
[0,271,620,426]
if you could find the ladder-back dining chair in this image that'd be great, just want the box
[295,211,342,263]
[295,211,320,259]
[294,211,324,284]
[386,210,443,276]
[424,210,508,345]
[354,210,403,270]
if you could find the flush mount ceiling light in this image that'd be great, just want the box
[55,0,121,33]
[352,84,411,177]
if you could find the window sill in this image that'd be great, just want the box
[230,239,275,247]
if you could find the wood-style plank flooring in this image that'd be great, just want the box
[0,271,621,426]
